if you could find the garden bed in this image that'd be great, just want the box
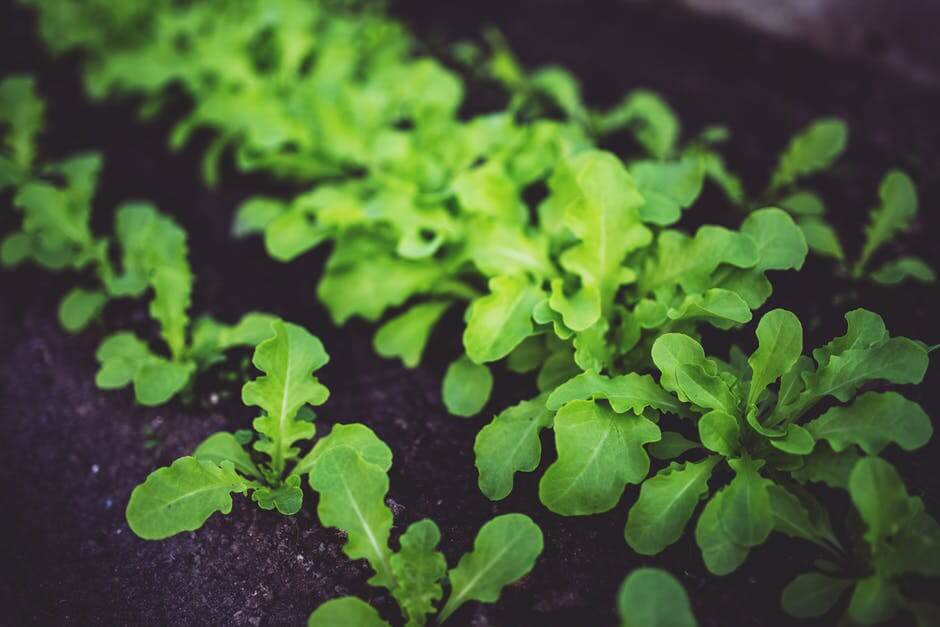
[1,1,939,625]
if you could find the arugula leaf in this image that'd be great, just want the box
[438,513,544,621]
[695,489,750,575]
[242,320,330,476]
[375,301,450,368]
[442,356,492,417]
[539,400,660,515]
[548,150,651,323]
[617,568,697,627]
[125,457,249,540]
[546,370,686,415]
[747,308,803,408]
[855,170,918,276]
[390,520,447,627]
[464,275,543,363]
[58,287,107,333]
[308,446,395,587]
[806,391,931,455]
[295,423,393,478]
[307,597,390,627]
[718,458,773,547]
[870,256,935,285]
[625,457,718,555]
[474,395,553,500]
[595,89,680,158]
[770,118,847,190]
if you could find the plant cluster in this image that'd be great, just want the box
[3,0,938,624]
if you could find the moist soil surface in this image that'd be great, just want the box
[1,1,939,626]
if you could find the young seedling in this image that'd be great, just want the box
[766,120,933,285]
[306,441,544,626]
[126,320,391,538]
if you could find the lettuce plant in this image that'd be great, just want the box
[126,319,381,537]
[307,444,543,626]
[92,204,276,404]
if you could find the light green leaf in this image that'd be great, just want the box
[617,568,696,627]
[194,432,260,478]
[770,118,847,190]
[474,396,553,500]
[625,457,719,555]
[295,423,392,478]
[242,321,329,474]
[95,332,151,389]
[799,217,844,261]
[539,400,660,515]
[781,573,851,618]
[806,391,931,455]
[780,191,826,216]
[748,309,803,408]
[677,364,737,414]
[648,432,700,460]
[58,288,106,333]
[666,288,752,329]
[439,513,543,621]
[375,301,450,368]
[464,275,542,363]
[134,358,194,406]
[309,446,394,588]
[252,474,303,515]
[698,410,740,456]
[695,490,749,575]
[857,170,918,274]
[870,256,935,285]
[442,356,492,417]
[596,89,679,158]
[546,370,686,416]
[551,150,651,313]
[631,157,705,226]
[149,265,192,360]
[719,458,773,547]
[651,333,712,399]
[125,457,249,540]
[307,597,390,627]
[233,197,286,237]
[390,519,447,627]
[769,424,815,454]
[740,208,808,274]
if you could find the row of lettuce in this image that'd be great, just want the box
[2,0,938,625]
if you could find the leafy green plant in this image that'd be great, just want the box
[91,206,276,405]
[601,307,936,624]
[126,319,380,537]
[307,443,544,626]
[766,119,933,285]
[781,456,940,624]
[617,568,696,627]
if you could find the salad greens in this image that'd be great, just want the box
[4,0,938,624]
[308,443,544,626]
[127,319,369,537]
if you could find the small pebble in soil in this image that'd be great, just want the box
[90,464,99,474]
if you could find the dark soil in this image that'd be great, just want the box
[1,1,939,626]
